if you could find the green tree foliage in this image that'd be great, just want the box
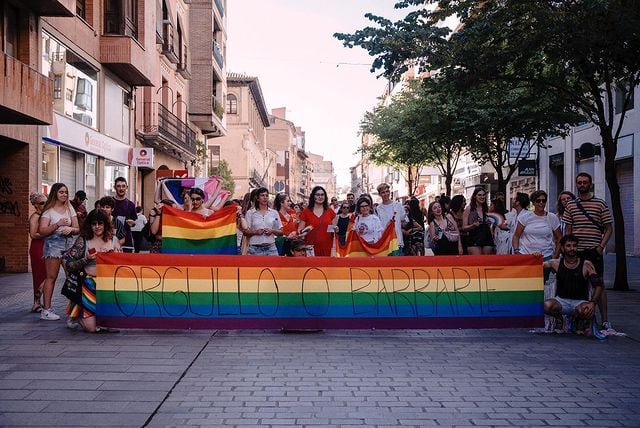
[215,159,235,194]
[336,0,640,289]
[361,80,464,196]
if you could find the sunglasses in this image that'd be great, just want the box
[191,197,202,201]
[534,198,547,203]
[341,206,349,209]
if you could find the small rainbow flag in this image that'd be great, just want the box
[161,205,237,254]
[336,218,400,257]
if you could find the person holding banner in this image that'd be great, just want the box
[148,199,177,253]
[274,193,298,256]
[64,209,121,333]
[298,186,337,256]
[245,187,283,256]
[189,188,213,217]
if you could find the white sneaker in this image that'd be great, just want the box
[40,308,60,321]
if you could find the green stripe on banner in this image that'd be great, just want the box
[97,290,542,306]
[161,235,237,253]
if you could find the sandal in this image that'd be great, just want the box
[31,302,43,313]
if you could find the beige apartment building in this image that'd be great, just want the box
[308,153,337,199]
[212,73,272,199]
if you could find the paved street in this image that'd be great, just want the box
[1,255,639,427]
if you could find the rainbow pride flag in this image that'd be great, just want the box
[336,218,400,257]
[160,205,237,254]
[95,253,544,330]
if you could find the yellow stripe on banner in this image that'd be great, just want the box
[97,275,542,293]
[97,264,540,281]
[163,223,237,240]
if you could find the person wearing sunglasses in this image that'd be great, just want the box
[354,197,383,244]
[336,204,352,246]
[189,188,213,217]
[512,190,562,260]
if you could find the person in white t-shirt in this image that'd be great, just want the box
[374,183,408,252]
[38,183,80,321]
[512,190,562,260]
[245,187,283,256]
[354,197,383,244]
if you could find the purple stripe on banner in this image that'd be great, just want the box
[98,316,544,330]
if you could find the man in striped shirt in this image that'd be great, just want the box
[563,172,613,331]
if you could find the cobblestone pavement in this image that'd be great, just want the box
[1,255,639,427]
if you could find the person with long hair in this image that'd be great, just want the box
[556,190,576,235]
[428,201,463,255]
[461,187,495,255]
[298,186,337,256]
[273,193,298,255]
[448,195,467,253]
[354,196,383,244]
[64,209,120,333]
[38,183,79,321]
[336,202,352,246]
[403,198,425,256]
[245,187,283,256]
[28,193,47,313]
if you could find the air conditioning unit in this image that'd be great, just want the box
[73,112,93,127]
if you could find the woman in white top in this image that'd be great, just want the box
[38,183,79,321]
[512,190,562,261]
[354,197,383,244]
[245,187,283,256]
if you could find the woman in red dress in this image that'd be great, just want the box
[28,193,48,312]
[298,186,336,256]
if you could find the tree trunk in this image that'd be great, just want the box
[601,131,629,291]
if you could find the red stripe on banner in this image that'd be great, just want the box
[96,253,543,268]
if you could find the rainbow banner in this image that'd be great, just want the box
[95,253,544,330]
[160,205,237,254]
[336,219,400,257]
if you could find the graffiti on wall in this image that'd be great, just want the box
[0,176,20,217]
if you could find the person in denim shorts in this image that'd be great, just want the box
[38,183,79,321]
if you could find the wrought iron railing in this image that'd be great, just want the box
[143,102,196,155]
[213,40,224,69]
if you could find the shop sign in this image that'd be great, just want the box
[518,160,537,176]
[129,148,154,167]
[46,113,130,164]
[508,139,536,159]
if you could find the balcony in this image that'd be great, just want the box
[0,52,52,125]
[212,95,224,119]
[100,36,152,86]
[177,46,191,79]
[141,102,196,156]
[162,21,180,64]
[22,0,75,16]
[213,40,224,69]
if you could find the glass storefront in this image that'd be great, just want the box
[104,162,129,197]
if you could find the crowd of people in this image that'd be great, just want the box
[28,172,614,334]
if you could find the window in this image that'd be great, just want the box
[226,94,237,114]
[75,78,93,111]
[53,76,62,99]
[104,0,138,38]
[41,32,98,128]
[76,0,86,20]
[5,5,18,58]
[615,84,635,114]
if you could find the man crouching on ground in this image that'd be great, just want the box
[543,234,603,331]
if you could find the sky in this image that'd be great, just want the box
[226,1,413,187]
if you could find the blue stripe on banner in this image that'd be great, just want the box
[96,302,543,319]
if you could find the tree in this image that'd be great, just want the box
[215,159,235,193]
[336,0,639,290]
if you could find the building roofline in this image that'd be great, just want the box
[227,72,270,127]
